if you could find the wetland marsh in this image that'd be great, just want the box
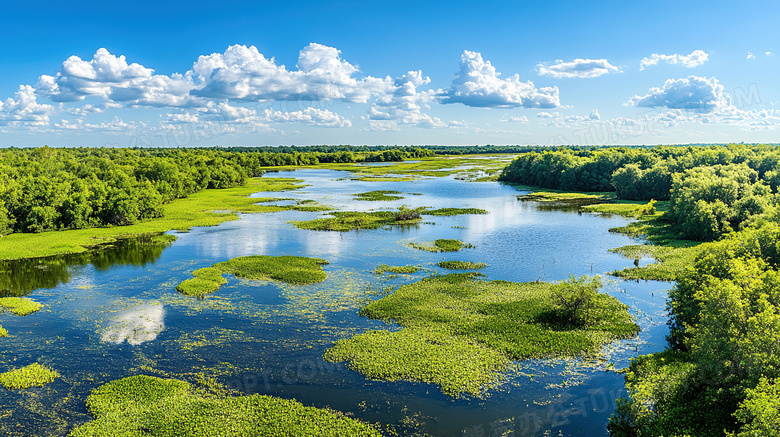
[0,159,670,436]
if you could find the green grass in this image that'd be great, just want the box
[0,177,320,261]
[177,256,329,297]
[325,273,638,397]
[0,297,43,316]
[352,190,404,201]
[0,363,60,389]
[290,210,420,232]
[519,191,605,202]
[582,200,667,218]
[609,244,703,281]
[70,375,381,437]
[374,264,420,275]
[422,208,488,216]
[409,239,473,252]
[437,261,488,270]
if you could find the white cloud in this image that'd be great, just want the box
[536,111,560,118]
[439,50,559,108]
[366,70,448,129]
[500,115,529,123]
[537,58,619,78]
[191,43,391,103]
[628,76,728,112]
[0,85,55,125]
[536,109,601,128]
[262,107,351,127]
[639,50,709,70]
[747,52,756,60]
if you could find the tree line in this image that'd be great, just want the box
[0,146,434,235]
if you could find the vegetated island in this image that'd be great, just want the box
[352,190,405,201]
[69,375,381,436]
[325,273,638,397]
[176,255,329,297]
[409,239,473,252]
[0,363,60,390]
[437,261,487,270]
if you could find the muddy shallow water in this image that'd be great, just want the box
[0,169,670,436]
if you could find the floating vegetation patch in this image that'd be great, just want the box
[352,190,404,201]
[437,261,488,270]
[351,175,418,182]
[70,375,382,436]
[409,239,473,252]
[609,244,703,282]
[325,274,638,397]
[422,208,488,216]
[0,297,43,316]
[0,325,6,337]
[0,363,60,390]
[373,264,420,275]
[177,255,329,297]
[291,207,422,232]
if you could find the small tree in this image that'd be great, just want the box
[551,275,602,327]
[394,205,423,221]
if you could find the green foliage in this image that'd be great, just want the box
[550,275,601,327]
[609,244,702,282]
[409,239,473,252]
[422,208,488,216]
[373,264,419,275]
[437,261,487,270]
[0,297,42,315]
[326,274,638,397]
[291,207,422,232]
[177,256,329,296]
[70,375,381,436]
[613,222,780,435]
[352,190,404,201]
[0,363,60,389]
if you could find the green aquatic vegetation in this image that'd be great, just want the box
[216,255,329,285]
[325,273,638,397]
[0,177,307,261]
[582,200,665,218]
[70,375,381,437]
[437,261,487,270]
[422,208,488,216]
[352,190,404,201]
[176,256,329,296]
[0,297,43,316]
[374,264,420,275]
[0,325,6,337]
[324,328,508,397]
[409,239,473,252]
[0,363,60,389]
[609,244,702,282]
[291,208,421,232]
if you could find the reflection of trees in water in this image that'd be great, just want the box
[0,234,174,297]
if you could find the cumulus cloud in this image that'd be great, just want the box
[191,43,390,103]
[500,115,529,123]
[0,85,55,125]
[628,76,728,112]
[262,107,351,127]
[366,70,448,129]
[537,58,619,78]
[439,50,559,108]
[747,52,756,60]
[639,50,709,70]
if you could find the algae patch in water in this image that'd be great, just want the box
[0,297,43,316]
[290,207,422,232]
[373,264,420,275]
[422,208,488,216]
[352,190,405,201]
[69,375,381,436]
[0,363,60,389]
[177,256,329,297]
[437,261,487,270]
[325,273,638,397]
[409,239,473,252]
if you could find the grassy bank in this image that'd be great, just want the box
[0,177,327,262]
[176,256,329,297]
[70,375,381,436]
[325,273,638,397]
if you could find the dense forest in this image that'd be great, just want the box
[499,144,780,435]
[0,146,434,235]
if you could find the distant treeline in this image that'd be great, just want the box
[499,144,780,241]
[0,146,433,235]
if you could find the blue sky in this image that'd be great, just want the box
[1,0,778,147]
